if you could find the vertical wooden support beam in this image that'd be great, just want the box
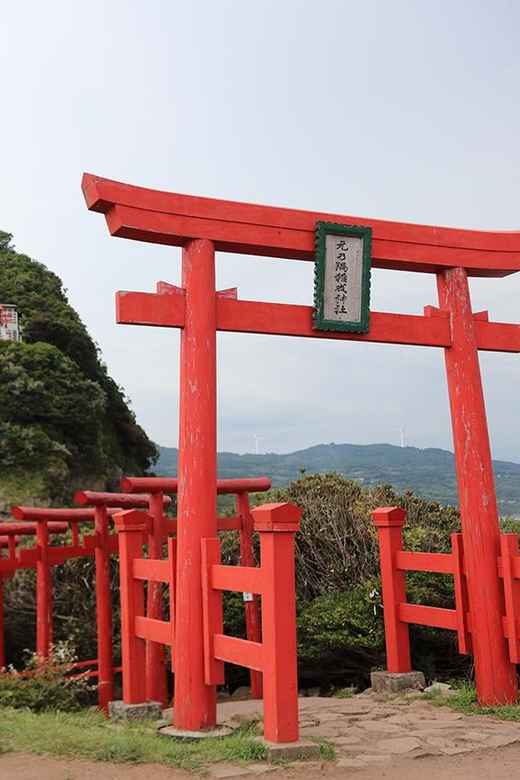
[114,510,147,704]
[253,503,302,744]
[201,538,225,686]
[500,534,520,664]
[0,574,4,669]
[236,491,263,699]
[372,507,411,673]
[174,238,218,731]
[94,505,114,712]
[167,536,177,670]
[36,520,53,660]
[438,267,517,705]
[451,533,472,655]
[146,491,168,707]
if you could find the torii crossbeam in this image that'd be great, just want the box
[83,173,520,726]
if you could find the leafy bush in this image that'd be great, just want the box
[0,234,157,504]
[0,642,94,711]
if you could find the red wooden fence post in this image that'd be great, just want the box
[0,573,4,669]
[146,491,168,707]
[36,519,53,660]
[174,238,218,731]
[372,507,411,673]
[114,509,147,704]
[500,534,520,664]
[236,491,263,699]
[438,268,518,705]
[253,503,302,744]
[94,504,114,711]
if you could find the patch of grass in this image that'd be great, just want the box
[311,738,336,760]
[424,684,520,721]
[0,708,268,772]
[330,686,356,699]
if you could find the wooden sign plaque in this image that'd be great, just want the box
[313,221,372,333]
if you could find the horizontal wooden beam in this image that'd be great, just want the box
[213,634,264,671]
[399,602,458,630]
[217,298,451,348]
[133,558,170,584]
[83,173,520,277]
[120,475,271,495]
[116,289,520,353]
[395,550,454,574]
[134,616,173,646]
[211,564,264,595]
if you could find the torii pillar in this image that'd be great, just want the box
[82,172,520,714]
[174,239,218,730]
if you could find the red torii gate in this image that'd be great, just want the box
[82,173,520,727]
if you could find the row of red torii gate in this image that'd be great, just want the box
[13,174,520,741]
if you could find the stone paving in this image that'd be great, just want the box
[207,692,520,776]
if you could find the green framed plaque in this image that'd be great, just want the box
[313,221,372,333]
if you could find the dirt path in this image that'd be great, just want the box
[2,744,520,780]
[4,694,520,779]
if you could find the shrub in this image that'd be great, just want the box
[0,642,94,712]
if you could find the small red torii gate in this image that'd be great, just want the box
[82,173,520,728]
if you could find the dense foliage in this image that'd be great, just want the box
[5,471,508,692]
[0,231,157,503]
[0,643,92,711]
[221,472,469,688]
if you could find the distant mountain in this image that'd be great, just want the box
[155,442,520,516]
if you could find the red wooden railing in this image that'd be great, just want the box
[2,498,166,711]
[120,476,270,701]
[115,501,300,743]
[2,478,270,713]
[202,502,301,743]
[73,490,173,707]
[0,523,68,669]
[373,507,520,674]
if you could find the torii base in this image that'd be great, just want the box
[370,671,426,694]
[108,700,162,721]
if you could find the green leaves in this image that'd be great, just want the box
[0,235,157,500]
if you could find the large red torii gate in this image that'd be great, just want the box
[82,173,520,729]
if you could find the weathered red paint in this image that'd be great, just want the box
[0,574,4,669]
[94,504,114,711]
[83,173,520,719]
[4,503,138,708]
[120,476,271,494]
[437,268,517,704]
[35,520,53,659]
[174,239,218,731]
[75,490,172,509]
[75,490,170,706]
[145,491,168,706]
[113,510,147,703]
[0,523,67,671]
[201,503,301,743]
[0,522,69,534]
[500,534,520,664]
[372,508,411,673]
[236,491,263,699]
[374,508,520,689]
[116,287,520,354]
[81,173,520,276]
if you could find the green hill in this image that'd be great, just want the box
[0,231,156,508]
[156,441,520,516]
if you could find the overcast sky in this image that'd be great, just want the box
[2,1,520,461]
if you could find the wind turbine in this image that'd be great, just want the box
[253,433,264,455]
[397,427,406,449]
